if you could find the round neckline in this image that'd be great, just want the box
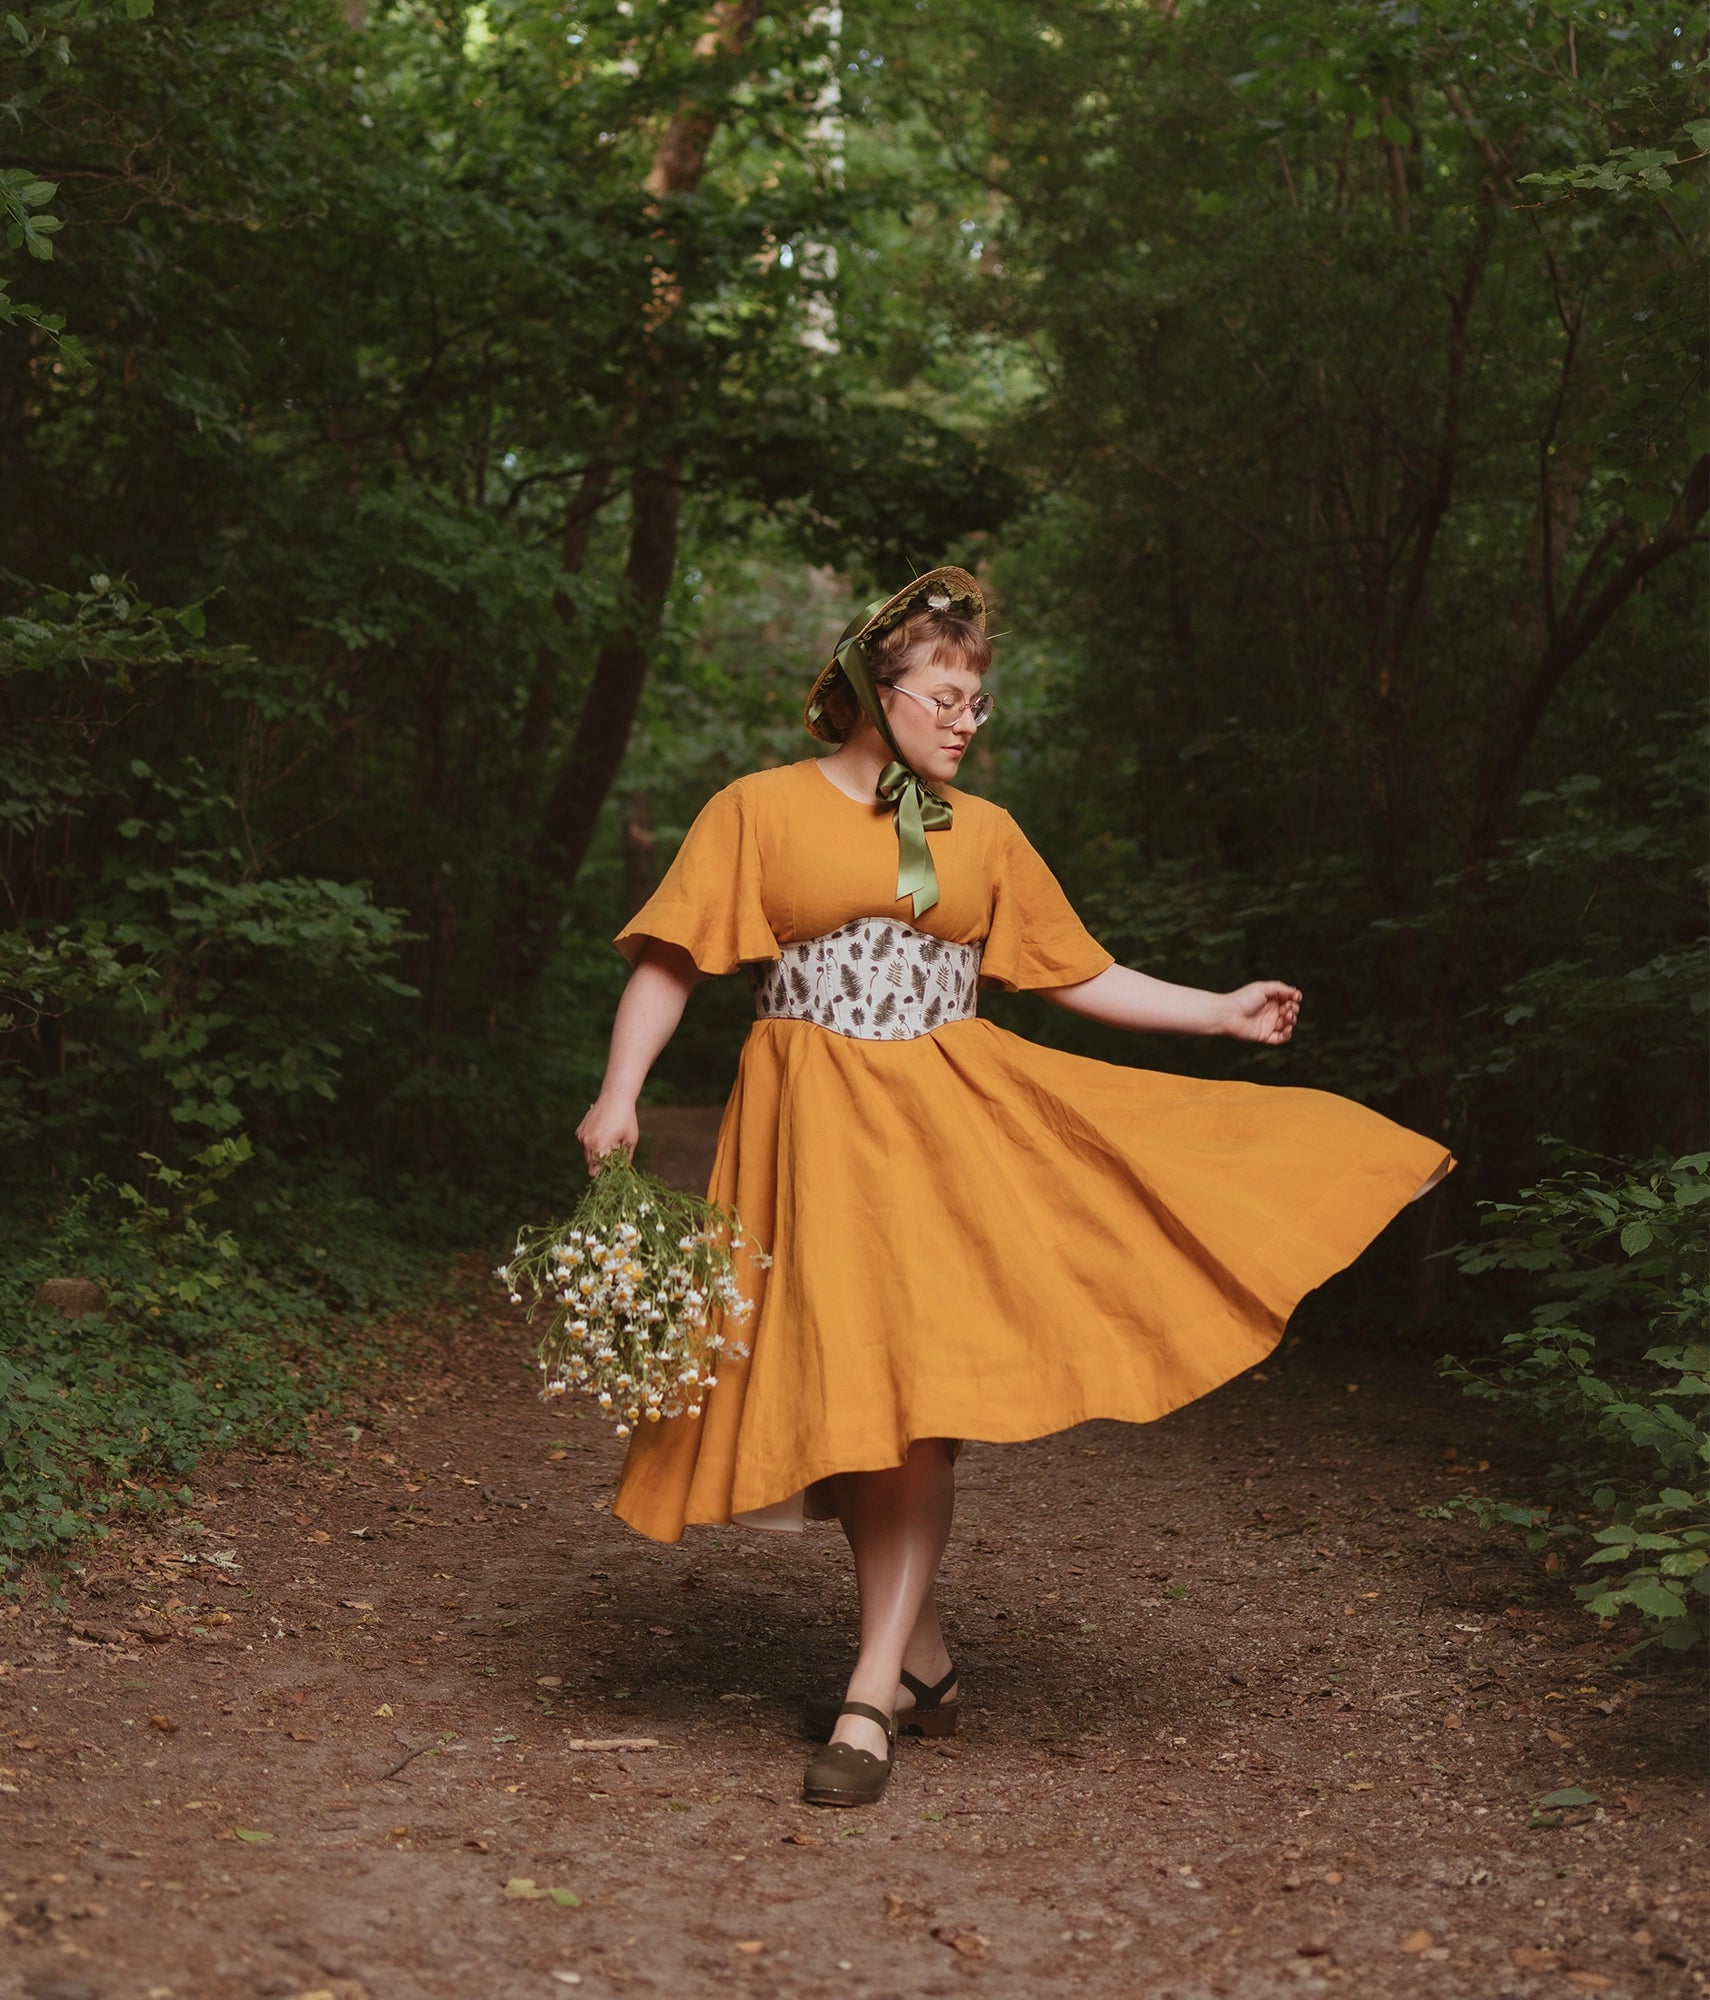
[805,756,884,808]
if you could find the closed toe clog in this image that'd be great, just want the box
[801,1701,895,1807]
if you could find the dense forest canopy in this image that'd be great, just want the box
[0,0,1704,1631]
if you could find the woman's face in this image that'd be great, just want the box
[877,651,986,785]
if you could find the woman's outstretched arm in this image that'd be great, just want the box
[576,941,704,1169]
[1041,964,1302,1045]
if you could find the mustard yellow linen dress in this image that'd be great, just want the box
[611,758,1453,1544]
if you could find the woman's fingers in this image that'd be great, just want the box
[576,1101,641,1174]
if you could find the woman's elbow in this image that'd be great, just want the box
[634,939,706,992]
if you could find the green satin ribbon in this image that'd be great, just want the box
[829,602,953,918]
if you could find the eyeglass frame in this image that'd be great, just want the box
[876,679,996,729]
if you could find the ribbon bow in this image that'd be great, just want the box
[831,602,953,917]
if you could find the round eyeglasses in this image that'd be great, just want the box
[879,681,996,729]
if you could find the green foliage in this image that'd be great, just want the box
[0,1137,425,1577]
[1,577,417,1170]
[0,0,1703,1591]
[1443,1153,1710,1651]
[1521,65,1710,200]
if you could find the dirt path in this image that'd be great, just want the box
[2,1188,1703,1999]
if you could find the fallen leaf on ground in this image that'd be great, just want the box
[388,1824,408,1838]
[781,1832,819,1846]
[1538,1786,1598,1808]
[373,1704,393,1718]
[341,1600,373,1611]
[1400,1930,1433,1953]
[502,1877,579,1905]
[536,1676,563,1688]
[148,1715,178,1734]
[464,1838,491,1852]
[1564,1978,1614,1994]
[233,1828,274,1843]
[1512,1949,1558,1971]
[195,1611,232,1628]
[563,1737,658,1752]
[286,1731,320,1744]
[736,1940,765,1954]
[72,1620,126,1646]
[932,1927,988,1958]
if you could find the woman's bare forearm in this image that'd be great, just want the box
[577,943,703,1167]
[1041,964,1235,1035]
[598,944,702,1101]
[1042,964,1303,1046]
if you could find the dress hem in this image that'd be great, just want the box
[609,1141,1455,1546]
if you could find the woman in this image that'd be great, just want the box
[575,567,1452,1809]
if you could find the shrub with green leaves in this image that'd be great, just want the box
[0,1139,429,1578]
[1443,1152,1709,1652]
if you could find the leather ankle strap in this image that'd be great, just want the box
[838,1700,895,1740]
[899,1662,958,1706]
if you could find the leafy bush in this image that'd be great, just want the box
[0,576,418,1174]
[1443,1151,1709,1651]
[0,1140,430,1578]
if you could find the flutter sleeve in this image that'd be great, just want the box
[614,779,780,975]
[980,812,1115,992]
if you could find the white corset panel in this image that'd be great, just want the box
[746,916,981,1041]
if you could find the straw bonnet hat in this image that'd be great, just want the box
[802,566,986,744]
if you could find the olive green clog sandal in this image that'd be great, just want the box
[802,1663,960,1742]
[801,1701,896,1808]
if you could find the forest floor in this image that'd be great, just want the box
[2,1114,1704,2000]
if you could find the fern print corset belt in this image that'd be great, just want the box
[747,917,981,1041]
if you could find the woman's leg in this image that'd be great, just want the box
[900,1584,957,1708]
[826,1439,956,1758]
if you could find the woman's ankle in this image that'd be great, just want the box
[899,1640,954,1688]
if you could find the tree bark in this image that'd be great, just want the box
[530,455,684,881]
[1417,451,1709,1096]
[504,0,766,979]
[1365,226,1489,977]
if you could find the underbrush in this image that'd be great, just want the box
[1440,1149,1709,1654]
[0,1140,448,1579]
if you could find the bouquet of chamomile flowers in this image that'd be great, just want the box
[496,1149,767,1440]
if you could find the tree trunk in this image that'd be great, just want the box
[502,0,766,986]
[621,789,659,916]
[1418,451,1709,1091]
[530,456,684,882]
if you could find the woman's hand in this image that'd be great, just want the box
[1223,980,1302,1045]
[577,1094,640,1175]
